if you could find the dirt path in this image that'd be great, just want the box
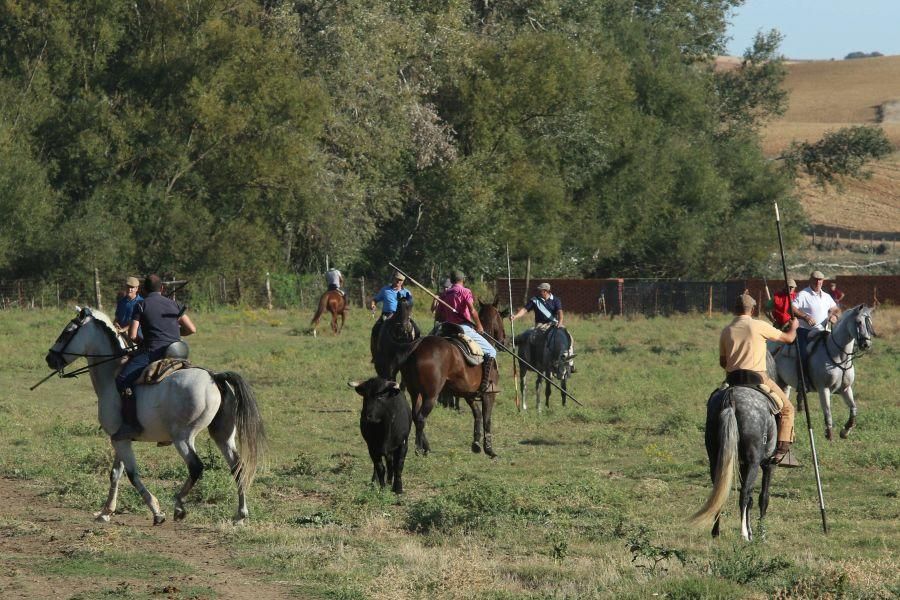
[0,477,294,599]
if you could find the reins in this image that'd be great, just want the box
[823,312,872,372]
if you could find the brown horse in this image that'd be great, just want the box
[400,334,500,458]
[438,298,508,412]
[310,290,347,336]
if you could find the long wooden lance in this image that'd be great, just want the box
[774,202,828,534]
[506,245,522,411]
[388,262,583,406]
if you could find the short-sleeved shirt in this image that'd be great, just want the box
[720,315,783,373]
[132,292,183,354]
[828,287,845,304]
[793,287,837,331]
[770,290,796,328]
[325,269,342,287]
[115,294,143,327]
[524,294,562,324]
[441,284,474,325]
[373,286,412,315]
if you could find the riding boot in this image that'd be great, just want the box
[771,441,801,468]
[111,388,143,441]
[478,357,495,393]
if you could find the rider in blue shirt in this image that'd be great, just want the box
[369,271,414,360]
[114,276,143,333]
[511,282,575,373]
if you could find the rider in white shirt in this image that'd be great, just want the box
[792,270,840,381]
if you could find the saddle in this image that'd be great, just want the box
[437,323,484,366]
[141,358,192,385]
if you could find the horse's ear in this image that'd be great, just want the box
[492,295,499,307]
[74,305,82,314]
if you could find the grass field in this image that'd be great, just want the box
[1,306,898,599]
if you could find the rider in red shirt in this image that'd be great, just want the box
[767,279,798,331]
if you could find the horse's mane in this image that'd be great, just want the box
[836,304,865,326]
[87,308,128,350]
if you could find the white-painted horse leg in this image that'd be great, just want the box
[741,504,751,541]
[214,431,249,524]
[94,457,125,523]
[819,389,834,439]
[172,438,204,522]
[116,441,166,525]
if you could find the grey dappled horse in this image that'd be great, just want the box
[692,386,776,541]
[772,305,875,440]
[45,308,265,525]
[515,326,573,411]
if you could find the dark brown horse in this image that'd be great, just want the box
[400,333,500,458]
[310,290,347,336]
[477,297,508,348]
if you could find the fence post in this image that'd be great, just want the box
[236,277,242,304]
[359,276,366,308]
[94,268,102,309]
[523,256,531,305]
[56,282,60,308]
[708,286,713,317]
[265,271,273,310]
[220,274,227,304]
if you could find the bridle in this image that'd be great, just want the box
[46,309,135,379]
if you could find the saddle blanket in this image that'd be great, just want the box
[141,358,192,385]
[458,333,484,357]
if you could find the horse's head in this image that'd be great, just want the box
[477,297,508,347]
[548,328,574,379]
[849,305,876,351]
[46,307,121,371]
[46,307,95,371]
[392,297,415,340]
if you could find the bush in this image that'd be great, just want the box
[406,478,514,533]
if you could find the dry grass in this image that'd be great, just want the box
[750,55,900,235]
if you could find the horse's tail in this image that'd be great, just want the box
[690,394,738,528]
[214,372,266,489]
[310,292,330,326]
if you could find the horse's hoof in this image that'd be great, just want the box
[232,517,247,526]
[153,514,166,526]
[840,427,852,439]
[485,448,497,459]
[415,447,427,456]
[94,512,111,523]
[471,442,482,454]
[825,427,833,441]
[173,507,186,521]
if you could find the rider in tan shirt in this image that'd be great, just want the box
[719,294,799,466]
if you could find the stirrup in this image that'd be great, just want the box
[772,447,801,468]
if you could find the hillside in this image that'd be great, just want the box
[760,55,900,236]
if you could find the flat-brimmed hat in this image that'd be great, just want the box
[810,270,825,280]
[125,276,140,287]
[537,282,551,291]
[393,271,406,281]
[787,278,797,288]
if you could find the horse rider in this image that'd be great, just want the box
[765,278,798,331]
[430,277,453,334]
[325,268,345,296]
[441,270,497,392]
[112,274,196,441]
[792,270,840,377]
[114,276,143,334]
[369,271,413,356]
[720,293,800,466]
[510,282,576,373]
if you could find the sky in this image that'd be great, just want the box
[726,0,900,60]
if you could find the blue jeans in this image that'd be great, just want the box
[115,348,166,393]
[460,324,496,358]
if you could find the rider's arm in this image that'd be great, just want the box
[468,300,484,332]
[556,308,564,327]
[510,307,527,321]
[128,320,140,344]
[179,314,196,337]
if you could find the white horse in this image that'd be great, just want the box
[771,305,875,440]
[45,307,265,525]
